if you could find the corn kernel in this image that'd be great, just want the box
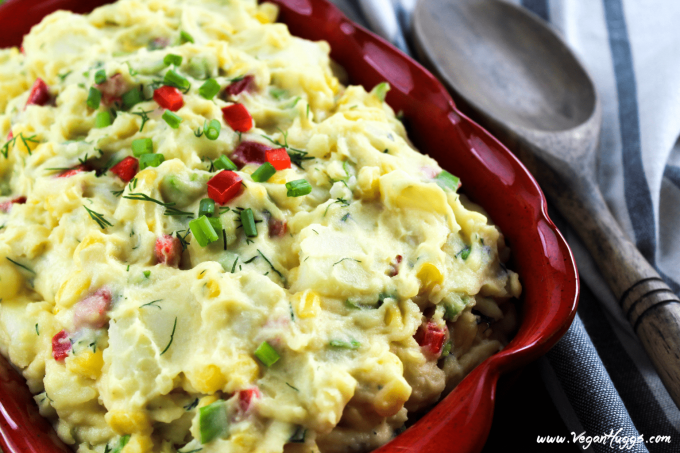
[121,433,154,453]
[293,290,320,319]
[225,354,259,389]
[55,271,91,309]
[269,171,287,184]
[384,303,404,330]
[373,378,411,417]
[207,280,220,298]
[417,262,443,292]
[135,169,157,186]
[231,431,258,450]
[190,364,226,393]
[66,349,104,380]
[106,410,150,434]
[255,2,278,23]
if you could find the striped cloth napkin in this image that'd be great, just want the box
[328,0,680,451]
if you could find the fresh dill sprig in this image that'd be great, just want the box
[260,128,313,168]
[140,299,163,309]
[129,108,155,132]
[6,257,35,274]
[257,249,284,279]
[332,257,361,266]
[160,317,178,355]
[123,193,193,217]
[83,205,113,229]
[2,132,39,158]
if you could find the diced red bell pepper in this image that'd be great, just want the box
[95,73,130,105]
[265,148,290,170]
[154,85,184,111]
[109,156,138,182]
[57,164,90,178]
[231,141,270,168]
[238,386,261,413]
[207,170,243,204]
[222,104,253,132]
[52,330,71,361]
[268,218,287,237]
[225,75,254,97]
[6,131,13,141]
[0,196,26,213]
[415,321,447,357]
[73,288,112,329]
[25,78,50,108]
[155,234,182,267]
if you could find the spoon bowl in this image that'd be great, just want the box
[414,0,680,408]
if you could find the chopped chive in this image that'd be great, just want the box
[214,155,237,171]
[132,138,153,157]
[457,246,471,260]
[139,153,165,170]
[371,82,390,102]
[94,69,107,85]
[240,208,257,237]
[199,400,228,444]
[231,256,239,273]
[435,170,460,191]
[162,110,183,129]
[121,87,143,109]
[160,317,177,355]
[163,54,183,67]
[203,119,221,141]
[164,69,190,90]
[254,341,280,366]
[329,339,361,349]
[35,323,39,335]
[189,215,219,247]
[285,179,312,197]
[251,162,275,183]
[199,78,220,100]
[95,111,112,128]
[199,198,215,217]
[87,87,102,110]
[180,30,195,44]
[6,257,35,274]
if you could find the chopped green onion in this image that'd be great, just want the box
[139,153,165,170]
[110,434,130,453]
[121,87,143,109]
[443,302,460,321]
[199,198,215,217]
[214,155,237,171]
[163,54,183,67]
[94,69,107,85]
[251,162,275,183]
[254,341,280,366]
[441,341,452,357]
[458,246,471,260]
[204,119,221,140]
[162,110,183,129]
[285,179,312,197]
[180,30,195,44]
[199,400,228,444]
[132,138,153,157]
[240,208,257,237]
[329,339,361,350]
[435,170,460,191]
[143,270,151,278]
[187,57,210,79]
[95,111,112,128]
[199,78,221,100]
[87,87,101,110]
[208,216,222,234]
[164,69,190,90]
[189,215,219,247]
[371,82,390,102]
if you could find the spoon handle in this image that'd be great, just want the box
[547,172,680,405]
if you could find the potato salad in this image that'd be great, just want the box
[0,0,521,452]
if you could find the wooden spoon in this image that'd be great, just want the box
[413,0,680,406]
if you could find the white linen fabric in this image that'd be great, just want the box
[328,0,680,450]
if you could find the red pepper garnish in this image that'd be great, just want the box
[415,321,447,357]
[155,234,182,267]
[231,141,270,168]
[225,75,254,97]
[388,255,403,277]
[268,218,287,238]
[51,330,71,361]
[57,164,90,178]
[6,131,13,142]
[238,387,261,413]
[154,85,184,111]
[222,104,253,132]
[73,288,112,329]
[207,170,243,204]
[0,196,26,213]
[265,148,290,170]
[25,78,50,108]
[109,156,138,182]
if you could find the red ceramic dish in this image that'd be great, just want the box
[0,0,579,452]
